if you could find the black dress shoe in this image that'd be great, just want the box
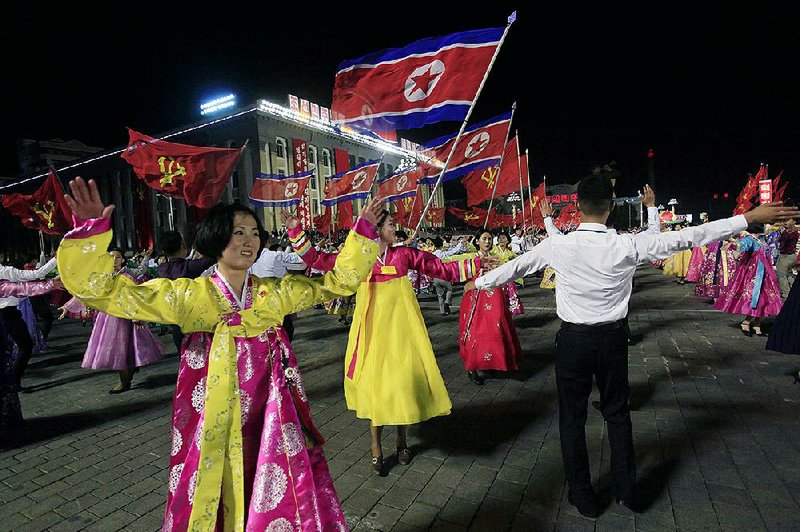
[467,370,486,385]
[567,491,598,519]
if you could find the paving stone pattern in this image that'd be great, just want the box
[1,266,799,531]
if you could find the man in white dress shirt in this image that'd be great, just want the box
[249,241,307,340]
[465,176,798,518]
[0,252,58,387]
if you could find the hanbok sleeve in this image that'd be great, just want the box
[263,221,379,315]
[0,279,57,298]
[57,217,192,326]
[287,217,377,272]
[405,247,480,283]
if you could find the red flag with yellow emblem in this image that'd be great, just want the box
[1,167,73,235]
[121,128,244,209]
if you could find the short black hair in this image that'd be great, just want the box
[376,209,391,227]
[475,229,493,241]
[194,202,266,260]
[107,245,123,254]
[395,229,408,241]
[496,230,511,242]
[577,175,614,216]
[432,236,443,249]
[268,243,283,251]
[160,230,185,256]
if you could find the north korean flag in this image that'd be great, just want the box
[249,171,313,208]
[321,159,381,206]
[418,111,512,185]
[377,164,434,203]
[331,26,506,132]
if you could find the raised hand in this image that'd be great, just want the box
[279,210,301,230]
[744,202,800,225]
[359,196,385,225]
[463,280,477,293]
[52,278,64,290]
[64,177,115,219]
[640,185,656,208]
[540,196,554,218]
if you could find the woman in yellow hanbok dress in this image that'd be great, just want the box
[58,177,382,532]
[286,210,482,476]
[663,224,693,284]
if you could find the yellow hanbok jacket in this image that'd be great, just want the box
[57,217,377,531]
[490,246,524,285]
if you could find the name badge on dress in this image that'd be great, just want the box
[380,265,397,275]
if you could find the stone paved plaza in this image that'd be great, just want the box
[1,266,799,531]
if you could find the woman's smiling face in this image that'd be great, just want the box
[219,212,261,270]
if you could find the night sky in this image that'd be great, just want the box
[4,2,798,215]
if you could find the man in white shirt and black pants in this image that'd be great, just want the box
[465,176,798,518]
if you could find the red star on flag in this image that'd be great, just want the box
[409,66,439,96]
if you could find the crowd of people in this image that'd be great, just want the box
[0,174,798,529]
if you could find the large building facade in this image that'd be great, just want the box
[4,98,444,256]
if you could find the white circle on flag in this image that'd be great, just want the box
[464,132,490,159]
[397,175,408,191]
[284,182,299,197]
[352,171,368,189]
[404,60,445,102]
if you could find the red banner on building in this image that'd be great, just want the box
[292,138,312,228]
[132,179,154,249]
[334,148,353,229]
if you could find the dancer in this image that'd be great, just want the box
[775,219,798,298]
[431,236,467,315]
[458,229,523,385]
[694,238,738,302]
[464,177,797,518]
[0,278,63,427]
[713,231,783,336]
[61,246,166,393]
[285,209,486,476]
[765,264,800,383]
[684,245,707,283]
[57,177,381,531]
[492,230,525,290]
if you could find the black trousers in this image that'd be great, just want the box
[555,323,636,499]
[283,314,295,342]
[170,325,184,352]
[29,294,54,341]
[1,306,34,382]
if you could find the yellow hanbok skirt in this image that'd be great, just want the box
[344,276,452,426]
[663,249,692,277]
[540,266,557,289]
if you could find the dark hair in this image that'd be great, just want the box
[395,229,408,241]
[160,230,185,256]
[268,243,283,252]
[432,236,443,249]
[107,245,123,254]
[577,175,614,216]
[376,209,391,227]
[496,230,511,243]
[194,202,266,260]
[475,229,493,241]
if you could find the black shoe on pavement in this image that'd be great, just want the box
[444,304,451,315]
[615,495,641,513]
[567,490,598,519]
[467,370,486,386]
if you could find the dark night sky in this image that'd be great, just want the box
[4,2,799,215]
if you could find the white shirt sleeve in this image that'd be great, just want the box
[644,207,661,234]
[544,216,562,236]
[475,238,553,290]
[633,215,748,262]
[277,251,307,271]
[0,256,57,281]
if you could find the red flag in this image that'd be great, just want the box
[393,192,423,228]
[774,182,789,203]
[528,181,546,228]
[313,208,332,234]
[1,167,73,235]
[291,139,313,229]
[447,207,485,227]
[555,204,581,229]
[424,207,445,225]
[120,129,243,209]
[336,202,354,229]
[322,159,381,206]
[331,26,506,131]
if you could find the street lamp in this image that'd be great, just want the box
[667,198,678,214]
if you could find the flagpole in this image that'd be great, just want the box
[414,11,517,236]
[483,103,517,229]
[514,129,526,229]
[525,149,533,227]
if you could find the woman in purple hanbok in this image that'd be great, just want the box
[61,246,165,394]
[684,246,707,283]
[57,177,382,532]
[694,239,738,301]
[0,278,62,429]
[713,233,783,336]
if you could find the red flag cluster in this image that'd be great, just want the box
[1,168,73,235]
